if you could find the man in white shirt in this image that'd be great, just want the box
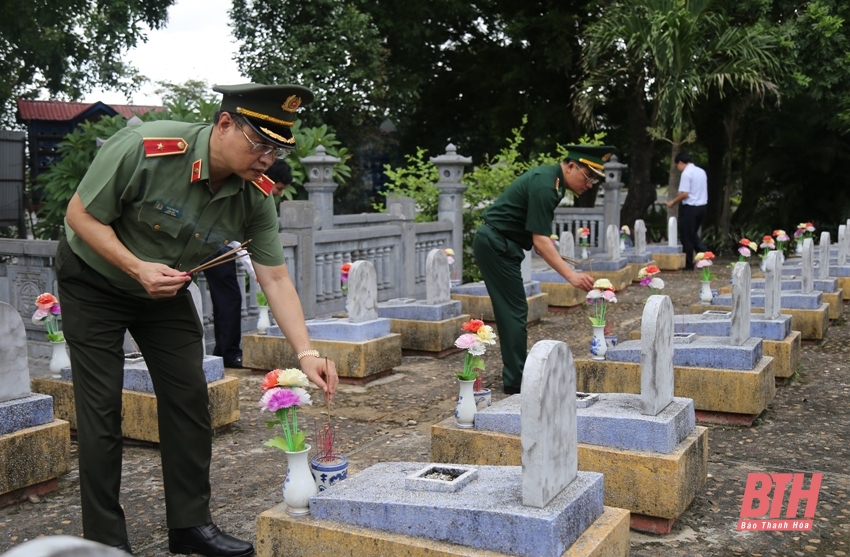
[666,152,709,270]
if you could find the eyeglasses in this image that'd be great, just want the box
[577,165,602,186]
[234,121,290,159]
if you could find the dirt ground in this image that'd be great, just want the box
[1,257,848,556]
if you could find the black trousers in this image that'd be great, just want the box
[203,249,243,362]
[56,238,212,546]
[679,204,709,269]
[473,224,527,388]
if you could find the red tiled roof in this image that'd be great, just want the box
[16,99,165,121]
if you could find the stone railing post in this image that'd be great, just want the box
[386,196,416,298]
[601,155,627,253]
[280,201,316,319]
[430,144,471,284]
[301,145,340,231]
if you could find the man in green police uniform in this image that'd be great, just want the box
[57,84,337,557]
[473,145,615,394]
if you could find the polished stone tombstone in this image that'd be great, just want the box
[432,299,707,534]
[249,260,402,381]
[582,225,631,290]
[818,232,831,281]
[647,217,686,270]
[260,339,629,557]
[560,231,576,259]
[0,302,70,504]
[764,251,782,320]
[622,219,655,282]
[839,225,848,266]
[522,250,533,284]
[802,238,814,294]
[376,249,467,356]
[635,220,647,255]
[730,263,751,347]
[606,225,621,260]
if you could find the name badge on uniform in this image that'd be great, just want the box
[154,201,183,219]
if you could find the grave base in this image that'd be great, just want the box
[628,514,677,535]
[388,314,470,354]
[693,410,761,427]
[690,303,829,340]
[0,420,70,501]
[450,293,549,324]
[629,329,800,380]
[30,377,239,444]
[648,252,686,271]
[718,285,843,320]
[431,418,706,527]
[574,357,775,418]
[257,504,629,557]
[839,277,850,300]
[242,333,402,380]
[585,267,631,292]
[539,282,586,309]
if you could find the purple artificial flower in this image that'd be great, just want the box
[602,290,617,302]
[50,304,61,315]
[259,387,302,412]
[793,229,803,238]
[640,277,652,286]
[738,246,751,257]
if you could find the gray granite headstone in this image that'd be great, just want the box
[521,250,532,283]
[559,231,575,259]
[668,217,678,247]
[801,238,814,294]
[521,340,576,508]
[606,225,620,259]
[838,225,848,266]
[0,302,31,402]
[348,260,379,323]
[818,232,831,280]
[188,282,205,356]
[425,249,451,304]
[764,251,782,320]
[635,219,647,255]
[730,263,751,347]
[640,295,674,416]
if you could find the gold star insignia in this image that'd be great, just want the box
[157,143,164,150]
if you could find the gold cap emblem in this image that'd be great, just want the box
[282,95,302,113]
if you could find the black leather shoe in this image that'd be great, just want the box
[113,541,133,554]
[168,524,253,557]
[223,358,245,369]
[503,385,521,395]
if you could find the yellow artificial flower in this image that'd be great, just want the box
[276,368,309,388]
[444,248,455,256]
[592,278,614,291]
[476,325,497,344]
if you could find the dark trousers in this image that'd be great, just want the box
[473,224,527,388]
[203,250,243,362]
[679,204,709,269]
[56,238,212,546]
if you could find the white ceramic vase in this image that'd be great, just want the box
[257,305,271,334]
[49,340,71,374]
[619,239,626,252]
[581,246,589,259]
[699,280,713,303]
[454,379,477,429]
[795,242,803,255]
[282,444,318,516]
[590,325,607,360]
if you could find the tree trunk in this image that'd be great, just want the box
[666,141,683,220]
[719,113,737,239]
[620,83,656,228]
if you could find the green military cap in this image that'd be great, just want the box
[214,83,315,149]
[563,145,616,178]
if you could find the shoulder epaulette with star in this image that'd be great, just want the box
[143,138,189,157]
[251,174,275,197]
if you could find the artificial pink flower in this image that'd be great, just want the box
[602,290,617,303]
[35,293,58,311]
[259,388,302,412]
[261,370,281,391]
[454,333,478,350]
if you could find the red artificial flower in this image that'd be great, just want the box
[462,319,484,333]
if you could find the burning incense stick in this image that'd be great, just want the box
[185,239,252,275]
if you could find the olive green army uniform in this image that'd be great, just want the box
[473,164,566,390]
[57,119,284,546]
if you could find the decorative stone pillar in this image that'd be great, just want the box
[601,155,627,253]
[386,197,417,298]
[280,201,317,318]
[430,144,471,284]
[301,145,340,231]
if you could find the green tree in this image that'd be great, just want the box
[0,0,175,124]
[577,0,780,231]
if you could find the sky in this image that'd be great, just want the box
[81,0,244,106]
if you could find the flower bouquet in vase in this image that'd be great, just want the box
[586,279,617,360]
[454,319,497,426]
[638,265,664,302]
[773,229,790,262]
[578,227,591,259]
[444,248,457,288]
[32,293,70,373]
[759,236,775,272]
[695,252,716,303]
[260,368,316,515]
[256,291,271,334]
[619,225,631,251]
[793,222,815,254]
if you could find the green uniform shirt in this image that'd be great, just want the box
[482,164,566,250]
[67,120,285,299]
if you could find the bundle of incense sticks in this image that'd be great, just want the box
[560,254,582,267]
[185,239,252,275]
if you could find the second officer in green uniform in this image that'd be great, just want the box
[473,145,615,394]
